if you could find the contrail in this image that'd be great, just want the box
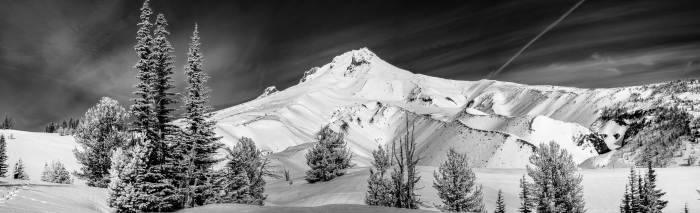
[488,0,587,79]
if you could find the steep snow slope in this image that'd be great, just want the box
[213,48,686,168]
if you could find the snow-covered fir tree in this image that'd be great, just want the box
[639,162,667,213]
[109,1,180,211]
[74,97,129,187]
[210,137,267,205]
[176,23,223,208]
[108,1,154,211]
[519,175,533,213]
[304,125,353,183]
[620,167,640,213]
[150,12,178,144]
[0,134,7,177]
[433,148,484,212]
[1,115,14,129]
[12,158,28,180]
[495,189,506,213]
[108,146,148,212]
[526,141,585,213]
[365,145,395,206]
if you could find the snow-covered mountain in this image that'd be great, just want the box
[210,48,700,169]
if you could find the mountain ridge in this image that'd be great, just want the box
[211,47,700,169]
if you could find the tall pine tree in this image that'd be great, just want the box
[620,166,640,213]
[527,141,585,213]
[433,148,484,212]
[495,189,506,213]
[108,1,155,211]
[518,175,533,213]
[639,162,667,213]
[108,1,180,211]
[177,23,223,207]
[0,134,7,177]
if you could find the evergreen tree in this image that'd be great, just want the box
[109,1,180,211]
[108,146,148,212]
[150,12,178,145]
[304,125,353,183]
[74,97,129,188]
[684,203,689,213]
[12,158,28,180]
[177,23,223,208]
[527,141,585,213]
[518,175,533,213]
[433,148,484,212]
[495,189,506,213]
[109,1,154,211]
[210,137,267,205]
[0,134,7,177]
[620,167,641,213]
[365,145,395,206]
[1,115,14,129]
[639,162,667,213]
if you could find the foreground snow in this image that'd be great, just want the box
[2,167,697,213]
[178,204,439,213]
[264,167,700,213]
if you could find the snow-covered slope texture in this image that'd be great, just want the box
[212,48,700,168]
[0,130,80,183]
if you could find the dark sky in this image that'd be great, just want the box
[2,0,700,131]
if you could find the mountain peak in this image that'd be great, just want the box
[256,86,278,99]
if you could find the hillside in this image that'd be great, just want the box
[211,48,700,169]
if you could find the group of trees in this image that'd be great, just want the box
[620,163,668,213]
[0,115,14,129]
[41,161,73,184]
[363,135,589,213]
[66,0,267,211]
[601,106,693,167]
[1,134,71,183]
[364,117,422,209]
[44,118,80,135]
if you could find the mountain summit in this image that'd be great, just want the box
[212,48,700,169]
